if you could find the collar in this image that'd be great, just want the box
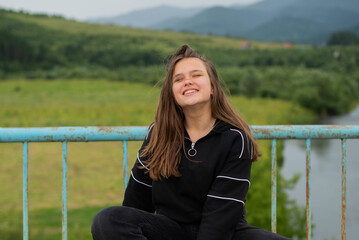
[184,119,232,140]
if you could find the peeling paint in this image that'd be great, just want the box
[2,125,358,143]
[305,139,313,240]
[271,139,277,233]
[341,139,347,240]
[98,127,114,133]
[62,142,68,240]
[23,142,29,240]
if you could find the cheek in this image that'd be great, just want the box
[172,85,177,96]
[172,85,181,101]
[205,83,213,96]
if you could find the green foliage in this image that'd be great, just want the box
[221,66,359,115]
[292,70,357,115]
[0,14,64,72]
[327,31,359,46]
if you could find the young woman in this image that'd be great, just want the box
[91,45,290,240]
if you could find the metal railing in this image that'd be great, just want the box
[1,125,359,240]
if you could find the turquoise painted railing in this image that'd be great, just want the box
[1,125,359,240]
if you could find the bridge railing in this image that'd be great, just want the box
[1,125,359,240]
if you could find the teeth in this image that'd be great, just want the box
[184,90,196,95]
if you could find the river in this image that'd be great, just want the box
[282,105,359,240]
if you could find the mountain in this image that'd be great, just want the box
[151,6,275,35]
[277,2,359,30]
[86,5,204,28]
[244,15,332,44]
[87,0,359,44]
[244,0,297,12]
[310,0,359,13]
[353,25,359,35]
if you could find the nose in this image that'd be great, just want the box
[184,78,193,86]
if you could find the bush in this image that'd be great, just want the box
[327,31,359,46]
[218,66,359,115]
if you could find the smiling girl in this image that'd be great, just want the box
[91,45,290,240]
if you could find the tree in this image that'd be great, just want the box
[327,31,359,46]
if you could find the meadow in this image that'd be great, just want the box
[0,79,315,239]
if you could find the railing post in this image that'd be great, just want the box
[23,142,29,240]
[305,139,312,240]
[271,139,277,233]
[62,142,68,240]
[122,141,128,188]
[341,139,347,240]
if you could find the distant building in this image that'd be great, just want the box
[283,42,293,48]
[241,41,251,49]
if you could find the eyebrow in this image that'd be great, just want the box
[173,69,204,78]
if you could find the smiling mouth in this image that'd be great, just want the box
[183,90,198,95]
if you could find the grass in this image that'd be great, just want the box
[0,205,108,240]
[0,79,160,127]
[0,79,315,239]
[0,79,314,127]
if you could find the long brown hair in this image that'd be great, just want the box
[141,45,259,180]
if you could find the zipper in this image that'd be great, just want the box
[188,142,197,157]
[185,120,219,157]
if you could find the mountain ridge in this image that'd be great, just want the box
[87,0,359,44]
[86,5,204,28]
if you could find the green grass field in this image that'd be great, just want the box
[0,79,315,239]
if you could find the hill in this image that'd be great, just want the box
[151,6,275,35]
[90,0,359,44]
[244,15,332,44]
[0,7,289,75]
[86,5,204,28]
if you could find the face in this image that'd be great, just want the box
[172,57,213,110]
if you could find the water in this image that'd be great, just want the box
[282,105,359,240]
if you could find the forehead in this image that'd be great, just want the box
[173,57,207,75]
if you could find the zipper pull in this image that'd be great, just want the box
[188,142,197,157]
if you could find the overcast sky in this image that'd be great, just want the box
[0,0,262,20]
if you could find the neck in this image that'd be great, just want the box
[183,105,215,142]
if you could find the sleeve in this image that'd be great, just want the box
[197,129,252,240]
[122,124,155,213]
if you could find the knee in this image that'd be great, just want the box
[91,206,144,239]
[92,207,112,224]
[91,206,124,237]
[91,206,136,232]
[91,207,111,236]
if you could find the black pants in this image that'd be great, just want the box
[91,206,290,240]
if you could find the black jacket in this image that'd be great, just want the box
[123,120,253,240]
